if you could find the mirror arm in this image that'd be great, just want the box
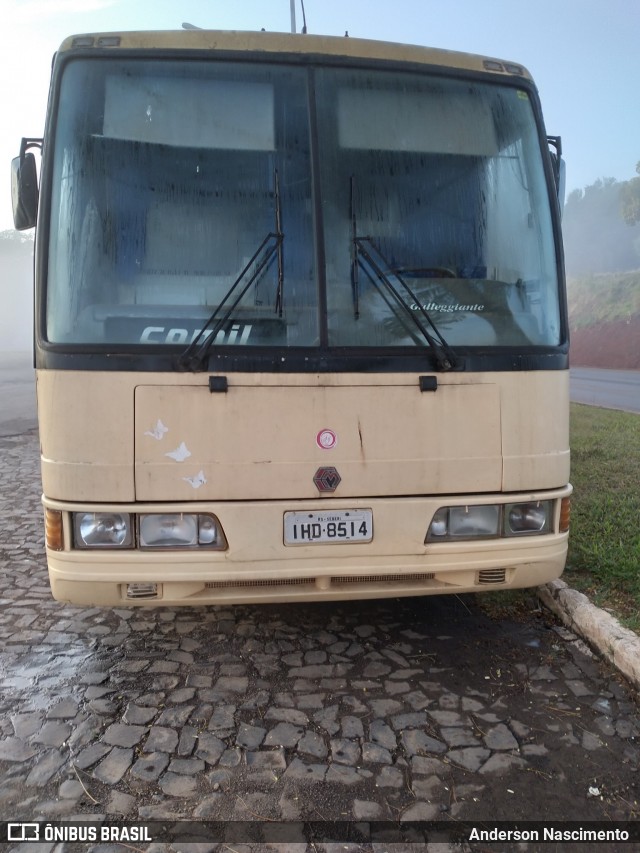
[20,137,43,162]
[546,135,562,186]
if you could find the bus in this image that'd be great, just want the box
[12,29,571,607]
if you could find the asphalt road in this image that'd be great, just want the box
[0,355,638,439]
[570,367,640,414]
[0,351,36,437]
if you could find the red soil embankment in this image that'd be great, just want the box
[570,316,640,369]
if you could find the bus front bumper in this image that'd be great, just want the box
[43,488,571,607]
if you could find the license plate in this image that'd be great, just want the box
[284,509,373,545]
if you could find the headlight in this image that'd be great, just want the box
[505,501,550,535]
[429,507,449,538]
[427,505,500,541]
[426,500,553,542]
[449,505,500,538]
[139,513,226,549]
[73,512,133,548]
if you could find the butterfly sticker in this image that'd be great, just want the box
[144,419,169,441]
[182,470,207,489]
[165,442,192,462]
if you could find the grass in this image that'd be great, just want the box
[564,403,640,631]
[568,270,640,330]
[479,403,640,630]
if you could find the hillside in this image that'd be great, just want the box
[568,271,640,370]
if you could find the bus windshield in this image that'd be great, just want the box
[46,58,561,351]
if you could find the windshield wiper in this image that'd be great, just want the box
[354,238,458,370]
[350,180,457,370]
[273,169,284,317]
[176,170,284,372]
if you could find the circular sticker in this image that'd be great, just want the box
[316,428,337,450]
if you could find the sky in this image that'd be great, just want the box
[2,0,640,231]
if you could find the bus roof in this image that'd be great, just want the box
[57,30,533,82]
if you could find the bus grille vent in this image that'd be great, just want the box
[477,568,507,585]
[334,573,436,585]
[204,573,437,592]
[205,578,315,590]
[126,583,159,599]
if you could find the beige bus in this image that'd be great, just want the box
[12,30,571,607]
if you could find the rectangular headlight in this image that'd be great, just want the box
[139,513,226,549]
[427,504,500,541]
[449,505,500,538]
[73,512,133,549]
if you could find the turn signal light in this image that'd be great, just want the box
[45,508,64,551]
[559,497,571,533]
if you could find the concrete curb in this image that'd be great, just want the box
[538,579,640,690]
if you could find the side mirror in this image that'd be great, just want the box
[11,147,40,231]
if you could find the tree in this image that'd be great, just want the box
[621,161,640,226]
[562,177,638,274]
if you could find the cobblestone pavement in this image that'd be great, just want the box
[0,430,639,852]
